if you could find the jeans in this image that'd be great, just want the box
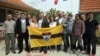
[63,33,72,51]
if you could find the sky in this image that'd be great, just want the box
[22,0,80,16]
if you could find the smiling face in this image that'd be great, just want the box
[88,13,94,20]
[67,14,73,20]
[75,14,80,20]
[21,13,26,19]
[32,16,37,23]
[39,13,44,19]
[50,16,55,22]
[80,14,85,21]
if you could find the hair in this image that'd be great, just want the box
[32,15,37,19]
[26,13,32,18]
[79,13,85,20]
[75,14,80,19]
[49,16,55,22]
[7,14,12,16]
[87,12,94,16]
[68,14,73,17]
[21,12,25,15]
[32,15,37,23]
[14,12,18,15]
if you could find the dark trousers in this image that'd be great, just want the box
[63,34,72,51]
[50,46,55,50]
[72,35,83,51]
[17,33,30,52]
[40,46,47,54]
[83,34,87,50]
[86,34,96,54]
[57,45,61,51]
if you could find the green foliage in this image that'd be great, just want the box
[46,8,72,18]
[29,8,72,19]
[97,37,100,44]
[29,10,40,18]
[46,8,59,17]
[95,14,100,24]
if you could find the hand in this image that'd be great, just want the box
[16,34,19,37]
[80,34,83,37]
[63,24,67,27]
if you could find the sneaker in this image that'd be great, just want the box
[12,51,16,54]
[63,49,67,52]
[5,52,10,55]
[72,49,76,54]
[18,50,23,54]
[81,51,86,54]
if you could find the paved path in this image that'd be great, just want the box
[0,40,100,56]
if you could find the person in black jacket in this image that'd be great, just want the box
[85,12,99,56]
[15,13,30,54]
[38,12,49,54]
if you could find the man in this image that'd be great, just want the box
[26,13,32,24]
[56,12,64,51]
[61,12,67,52]
[2,14,16,55]
[15,13,30,54]
[38,12,49,54]
[63,14,74,52]
[72,14,85,53]
[85,12,99,56]
[53,12,59,21]
[13,12,19,21]
[80,14,87,52]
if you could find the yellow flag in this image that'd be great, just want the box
[28,25,63,48]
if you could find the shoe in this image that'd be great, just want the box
[26,50,30,53]
[81,51,86,54]
[72,49,76,54]
[44,51,47,54]
[5,52,10,55]
[86,52,90,55]
[40,49,43,53]
[92,54,95,56]
[18,50,23,54]
[12,51,16,54]
[57,49,60,52]
[63,49,67,52]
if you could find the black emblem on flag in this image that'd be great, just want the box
[42,32,51,41]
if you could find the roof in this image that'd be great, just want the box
[80,0,100,13]
[0,0,36,11]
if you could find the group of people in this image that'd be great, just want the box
[2,11,99,56]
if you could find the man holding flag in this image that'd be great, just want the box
[38,12,49,54]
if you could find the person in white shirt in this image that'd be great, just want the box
[49,16,57,50]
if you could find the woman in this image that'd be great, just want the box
[30,16,38,28]
[30,16,38,53]
[49,16,57,27]
[49,16,57,51]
